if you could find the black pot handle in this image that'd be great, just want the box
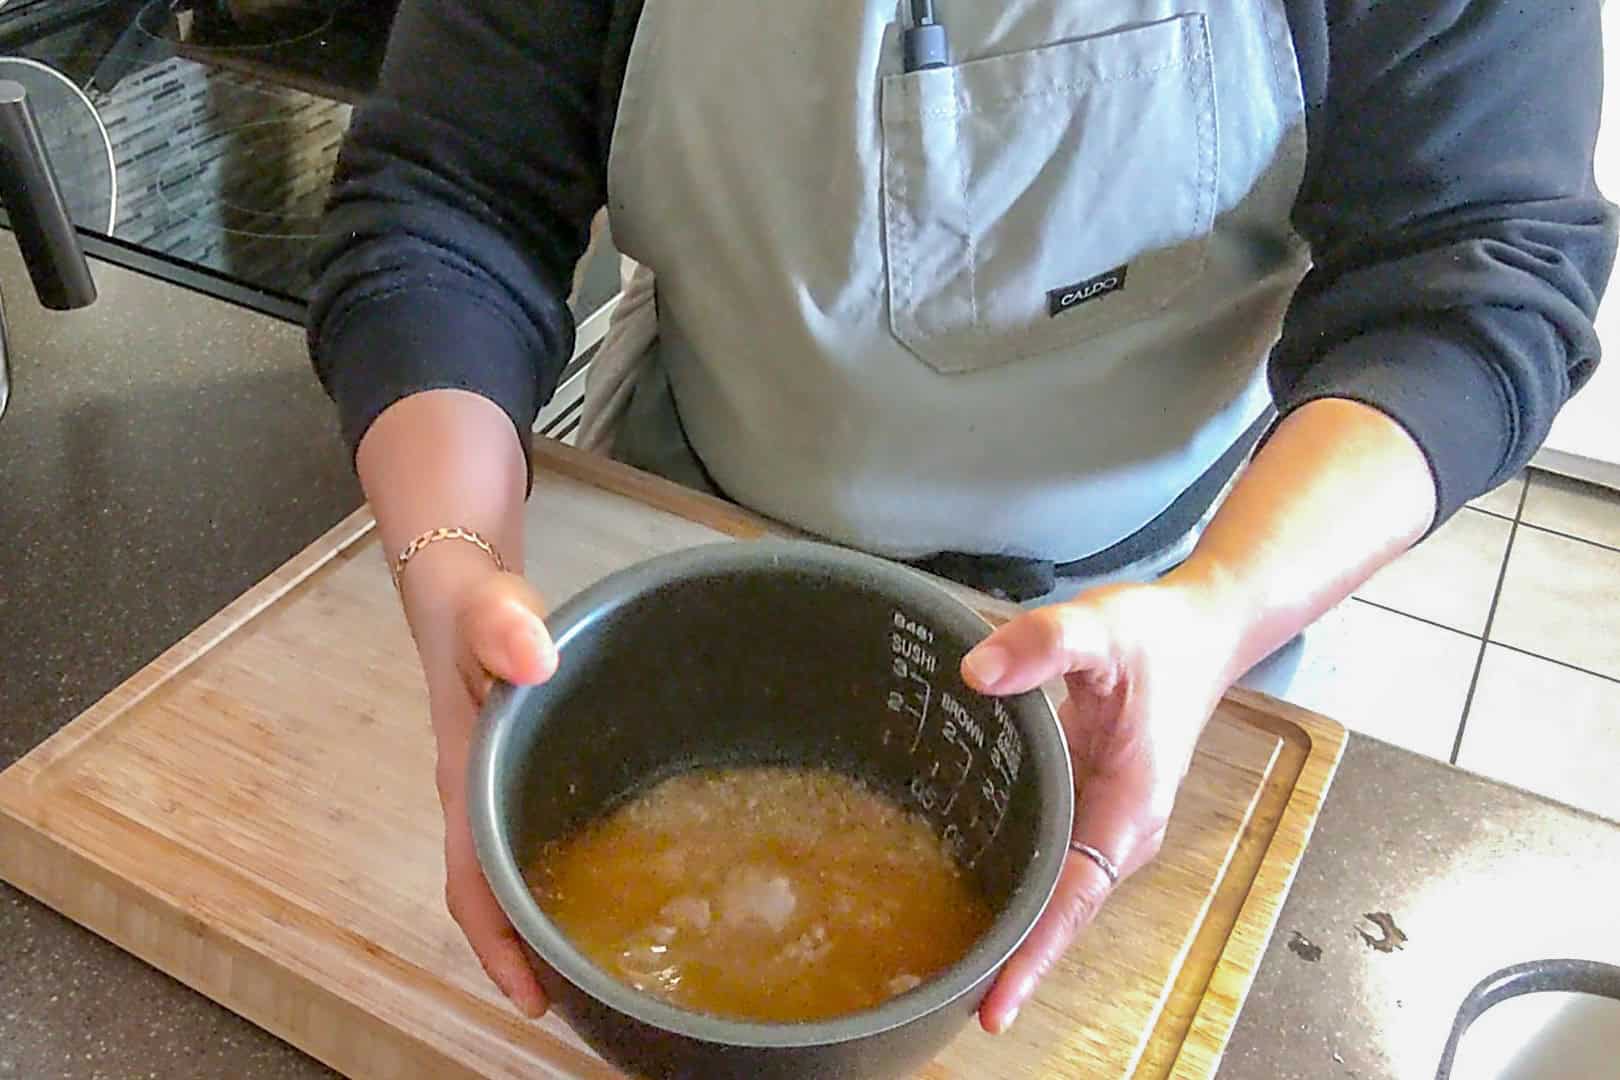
[1435,958,1620,1079]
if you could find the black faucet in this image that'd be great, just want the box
[0,79,98,424]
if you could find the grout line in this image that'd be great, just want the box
[1349,597,1480,640]
[1450,480,1531,763]
[1514,521,1620,557]
[1491,641,1620,687]
[1517,469,1620,552]
[1461,473,1531,522]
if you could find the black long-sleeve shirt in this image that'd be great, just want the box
[309,0,1618,534]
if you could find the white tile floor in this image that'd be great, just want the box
[1242,469,1620,824]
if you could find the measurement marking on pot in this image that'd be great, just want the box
[970,776,1013,870]
[909,682,932,752]
[892,610,936,645]
[890,655,933,752]
[941,693,984,748]
[939,699,977,817]
[885,608,1018,869]
[891,632,938,675]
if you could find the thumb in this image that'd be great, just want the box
[962,604,1115,696]
[458,574,559,688]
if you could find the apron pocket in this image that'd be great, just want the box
[881,13,1218,374]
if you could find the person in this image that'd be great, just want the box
[308,0,1616,1035]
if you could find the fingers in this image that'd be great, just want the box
[962,604,1117,697]
[435,755,548,1017]
[459,573,558,690]
[977,853,1114,1034]
[444,806,549,1018]
[417,570,555,1017]
[978,699,1170,1035]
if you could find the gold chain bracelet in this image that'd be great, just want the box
[391,526,506,591]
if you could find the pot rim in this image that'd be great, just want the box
[468,538,1074,1049]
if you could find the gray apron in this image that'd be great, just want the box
[585,1,1310,580]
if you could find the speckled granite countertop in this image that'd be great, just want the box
[3,246,1619,1080]
[0,243,355,1079]
[1222,737,1620,1079]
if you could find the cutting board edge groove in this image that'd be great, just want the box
[0,800,555,1080]
[1,509,378,797]
[1163,701,1348,1079]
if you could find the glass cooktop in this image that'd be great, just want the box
[0,0,622,320]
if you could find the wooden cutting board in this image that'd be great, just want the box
[0,441,1345,1079]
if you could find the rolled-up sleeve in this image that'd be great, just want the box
[1276,0,1618,525]
[306,0,615,462]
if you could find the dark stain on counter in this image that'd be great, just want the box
[1357,912,1409,954]
[1288,931,1323,963]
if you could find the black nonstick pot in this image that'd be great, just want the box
[468,539,1073,1079]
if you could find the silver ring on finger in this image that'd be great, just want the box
[1068,840,1121,886]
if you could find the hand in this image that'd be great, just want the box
[960,580,1237,1034]
[402,552,558,1017]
